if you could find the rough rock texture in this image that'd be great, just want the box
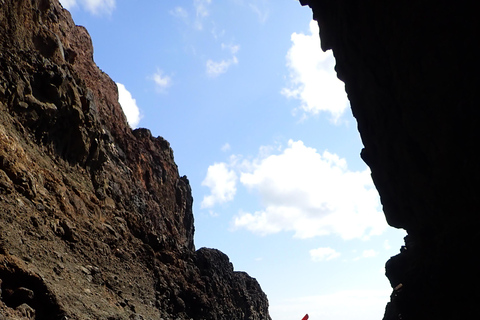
[300,0,480,319]
[0,0,271,319]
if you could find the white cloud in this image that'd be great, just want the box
[352,242,401,261]
[282,20,348,122]
[201,162,238,208]
[233,140,388,240]
[116,83,141,128]
[310,247,341,262]
[206,43,240,77]
[270,290,391,320]
[206,59,235,76]
[151,70,172,93]
[59,0,115,15]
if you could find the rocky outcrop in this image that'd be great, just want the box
[300,0,480,319]
[0,0,271,319]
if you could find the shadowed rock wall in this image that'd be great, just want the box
[0,0,271,319]
[300,0,480,319]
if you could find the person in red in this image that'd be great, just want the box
[302,314,309,320]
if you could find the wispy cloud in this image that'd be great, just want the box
[170,6,189,20]
[171,1,214,31]
[169,2,240,77]
[206,43,240,77]
[221,143,232,152]
[206,58,237,77]
[249,1,269,24]
[310,247,341,262]
[194,0,212,30]
[282,20,348,122]
[361,249,378,258]
[59,0,116,15]
[151,69,172,93]
[383,240,392,250]
[116,83,141,128]
[232,0,270,24]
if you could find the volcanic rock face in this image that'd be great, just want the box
[0,1,271,319]
[300,0,480,319]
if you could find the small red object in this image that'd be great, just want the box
[302,315,309,320]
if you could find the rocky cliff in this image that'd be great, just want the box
[0,0,271,319]
[300,0,480,319]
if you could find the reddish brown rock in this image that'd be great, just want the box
[0,1,271,319]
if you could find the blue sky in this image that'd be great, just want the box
[59,1,406,319]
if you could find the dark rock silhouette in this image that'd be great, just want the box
[0,0,271,319]
[300,0,480,319]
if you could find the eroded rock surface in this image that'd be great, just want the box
[0,1,271,319]
[300,0,480,319]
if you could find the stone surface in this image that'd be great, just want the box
[300,0,480,319]
[0,1,271,319]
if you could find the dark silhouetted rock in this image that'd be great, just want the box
[300,0,480,319]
